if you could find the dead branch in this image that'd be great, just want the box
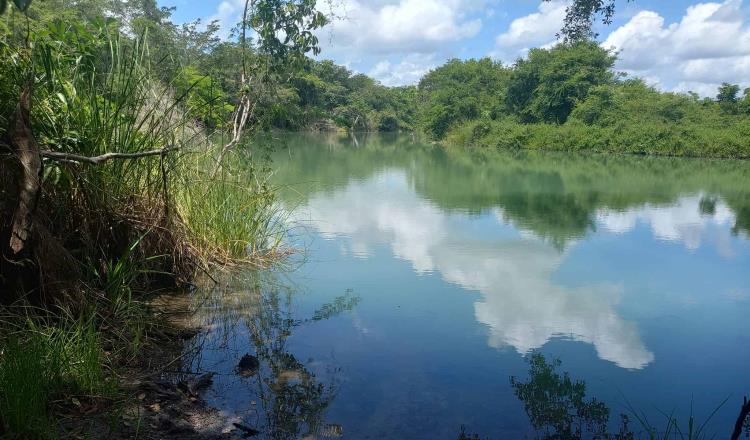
[39,146,178,165]
[731,396,750,440]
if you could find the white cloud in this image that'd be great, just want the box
[317,0,485,85]
[492,0,567,62]
[367,54,438,86]
[601,0,750,96]
[207,0,245,39]
[209,0,485,49]
[322,0,483,56]
[203,0,750,92]
[205,0,484,86]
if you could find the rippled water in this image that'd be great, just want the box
[185,133,750,439]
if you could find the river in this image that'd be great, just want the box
[184,133,750,439]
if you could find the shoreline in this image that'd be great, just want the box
[53,290,253,440]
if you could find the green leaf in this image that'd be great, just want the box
[0,0,8,14]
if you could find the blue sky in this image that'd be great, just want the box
[158,0,750,95]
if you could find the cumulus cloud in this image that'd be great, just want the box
[290,169,656,370]
[322,0,483,55]
[205,0,485,85]
[492,0,567,63]
[601,0,750,95]
[368,54,438,86]
[317,0,486,85]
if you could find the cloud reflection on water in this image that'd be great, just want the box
[597,194,737,256]
[289,170,678,369]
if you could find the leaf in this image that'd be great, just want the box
[0,0,7,14]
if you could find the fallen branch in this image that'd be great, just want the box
[731,396,750,440]
[39,146,177,165]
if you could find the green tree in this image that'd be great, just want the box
[717,82,741,114]
[506,41,615,124]
[418,58,510,138]
[717,83,741,103]
[174,66,234,129]
[545,0,635,41]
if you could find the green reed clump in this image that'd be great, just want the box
[1,16,285,298]
[0,316,112,438]
[623,396,729,440]
[176,148,286,266]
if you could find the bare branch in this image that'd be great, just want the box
[39,146,178,165]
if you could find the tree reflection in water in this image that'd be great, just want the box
[498,354,747,440]
[246,287,359,439]
[188,275,359,440]
[510,354,632,440]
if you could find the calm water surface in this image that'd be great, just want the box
[186,133,750,439]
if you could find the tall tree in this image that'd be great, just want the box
[545,0,635,41]
[506,42,616,124]
[717,83,741,103]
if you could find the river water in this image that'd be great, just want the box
[185,133,750,439]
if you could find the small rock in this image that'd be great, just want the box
[237,354,260,377]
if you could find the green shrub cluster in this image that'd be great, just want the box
[418,42,750,158]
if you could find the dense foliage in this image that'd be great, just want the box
[417,58,510,138]
[417,43,750,158]
[0,0,329,436]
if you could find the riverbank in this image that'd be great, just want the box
[8,289,256,440]
[442,117,750,159]
[0,26,283,439]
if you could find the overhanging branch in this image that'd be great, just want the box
[39,146,178,165]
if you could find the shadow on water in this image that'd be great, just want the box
[184,273,359,439]
[459,353,750,440]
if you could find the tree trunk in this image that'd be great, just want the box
[8,85,42,256]
[1,84,42,300]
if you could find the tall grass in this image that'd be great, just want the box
[176,148,286,266]
[15,18,287,287]
[623,396,729,440]
[0,315,111,438]
[0,17,287,438]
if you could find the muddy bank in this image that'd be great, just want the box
[56,293,255,440]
